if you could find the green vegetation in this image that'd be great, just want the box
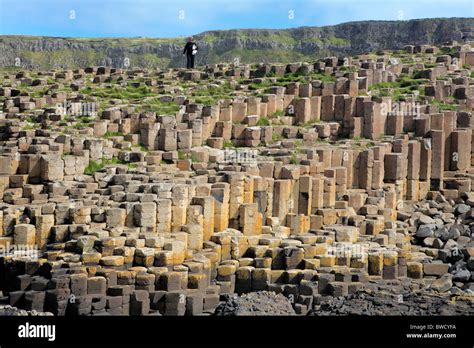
[223,140,234,149]
[22,123,39,130]
[81,85,154,100]
[400,56,415,64]
[218,48,308,65]
[69,115,95,129]
[429,99,458,111]
[194,96,218,106]
[125,53,171,68]
[61,152,73,160]
[65,36,182,47]
[137,98,181,115]
[0,66,25,74]
[272,133,283,142]
[18,49,107,70]
[289,153,298,165]
[134,144,148,152]
[3,20,471,71]
[26,116,37,123]
[352,136,373,142]
[236,32,298,46]
[369,75,429,101]
[305,36,350,46]
[268,110,286,118]
[256,117,270,126]
[103,131,123,138]
[439,47,458,56]
[339,65,358,73]
[248,81,270,90]
[5,37,314,69]
[191,82,234,106]
[247,71,334,92]
[303,119,320,127]
[84,159,110,175]
[84,157,130,175]
[201,34,218,44]
[350,137,376,148]
[28,87,51,98]
[190,153,201,163]
[177,149,186,160]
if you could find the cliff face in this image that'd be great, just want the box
[0,18,472,69]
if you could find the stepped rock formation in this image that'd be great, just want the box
[0,39,473,316]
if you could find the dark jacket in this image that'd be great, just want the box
[183,42,198,55]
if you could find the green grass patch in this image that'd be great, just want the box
[369,75,429,101]
[439,47,458,56]
[223,140,234,149]
[194,96,219,106]
[290,153,298,165]
[81,85,155,100]
[429,99,458,111]
[136,98,181,115]
[339,65,358,73]
[191,84,234,105]
[256,117,270,126]
[178,149,186,160]
[217,48,308,65]
[133,143,148,152]
[84,158,124,175]
[103,131,123,138]
[272,133,283,142]
[268,110,286,118]
[22,123,39,130]
[304,36,350,46]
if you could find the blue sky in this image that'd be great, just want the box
[0,0,472,38]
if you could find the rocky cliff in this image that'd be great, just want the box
[0,18,472,69]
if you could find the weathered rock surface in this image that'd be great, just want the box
[0,39,472,316]
[0,18,472,69]
[0,305,53,316]
[214,291,296,316]
[312,290,473,315]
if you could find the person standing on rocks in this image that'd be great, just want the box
[183,36,198,69]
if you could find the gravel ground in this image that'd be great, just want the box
[214,291,296,316]
[311,290,474,316]
[0,305,53,316]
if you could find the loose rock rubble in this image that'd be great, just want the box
[214,291,295,316]
[0,40,473,316]
[0,304,52,316]
[313,289,474,315]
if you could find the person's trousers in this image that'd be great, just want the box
[186,54,195,69]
